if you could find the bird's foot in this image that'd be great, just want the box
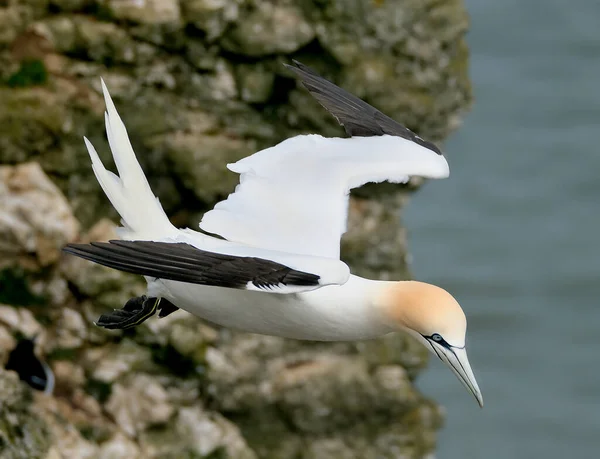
[95,296,179,330]
[157,299,179,318]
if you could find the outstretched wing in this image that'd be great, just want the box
[64,240,330,293]
[284,60,442,154]
[199,62,449,259]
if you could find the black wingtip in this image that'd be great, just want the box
[282,60,443,155]
[284,60,325,82]
[63,242,96,254]
[63,240,321,290]
[288,60,319,75]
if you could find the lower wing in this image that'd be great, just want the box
[63,239,349,294]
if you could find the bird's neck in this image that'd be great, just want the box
[299,278,432,340]
[372,280,436,332]
[297,276,395,339]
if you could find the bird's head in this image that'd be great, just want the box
[377,281,483,407]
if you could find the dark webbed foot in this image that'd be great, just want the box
[158,299,179,318]
[96,296,178,330]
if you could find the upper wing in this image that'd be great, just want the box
[284,60,442,154]
[63,239,348,294]
[199,62,449,259]
[200,134,448,259]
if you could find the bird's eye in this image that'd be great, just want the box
[431,333,443,342]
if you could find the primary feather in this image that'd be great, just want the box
[283,60,442,154]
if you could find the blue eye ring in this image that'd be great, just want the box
[431,333,443,342]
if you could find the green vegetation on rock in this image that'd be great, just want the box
[6,60,48,88]
[0,268,46,307]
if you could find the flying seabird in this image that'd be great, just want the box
[63,61,483,407]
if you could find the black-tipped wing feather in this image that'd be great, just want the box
[63,240,320,290]
[284,60,441,155]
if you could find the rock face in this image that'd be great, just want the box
[0,0,470,458]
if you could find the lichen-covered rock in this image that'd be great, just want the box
[182,0,244,41]
[105,373,174,436]
[169,406,257,459]
[107,0,182,25]
[0,0,470,457]
[82,339,156,383]
[235,62,275,103]
[35,394,102,459]
[0,325,16,366]
[0,304,44,338]
[203,331,442,457]
[164,130,252,203]
[60,219,145,308]
[0,369,52,459]
[222,2,315,56]
[97,432,142,459]
[0,162,79,267]
[0,7,24,46]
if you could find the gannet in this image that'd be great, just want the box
[63,61,483,407]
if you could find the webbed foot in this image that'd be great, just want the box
[96,296,179,329]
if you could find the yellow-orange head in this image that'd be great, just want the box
[377,281,483,407]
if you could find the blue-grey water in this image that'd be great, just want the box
[405,0,600,457]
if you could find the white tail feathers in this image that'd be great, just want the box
[84,79,176,240]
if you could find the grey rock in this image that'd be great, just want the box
[107,0,181,25]
[235,62,275,103]
[166,317,217,365]
[182,0,245,41]
[97,432,142,459]
[31,16,77,53]
[0,325,16,366]
[0,369,52,459]
[184,40,220,70]
[222,2,315,56]
[137,403,258,458]
[0,6,24,47]
[0,304,44,338]
[162,129,253,204]
[105,373,174,437]
[190,59,238,100]
[174,406,257,459]
[51,360,86,392]
[36,394,101,459]
[83,339,156,383]
[60,219,146,308]
[54,308,88,349]
[0,163,80,268]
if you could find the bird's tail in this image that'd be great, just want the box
[83,80,177,240]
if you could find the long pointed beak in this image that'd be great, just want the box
[433,343,483,408]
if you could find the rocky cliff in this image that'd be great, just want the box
[0,0,471,458]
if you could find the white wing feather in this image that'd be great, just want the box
[86,79,177,240]
[84,81,350,293]
[200,134,449,259]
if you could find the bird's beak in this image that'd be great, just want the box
[431,343,483,408]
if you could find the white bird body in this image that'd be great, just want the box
[134,131,446,341]
[65,61,483,406]
[151,276,392,341]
